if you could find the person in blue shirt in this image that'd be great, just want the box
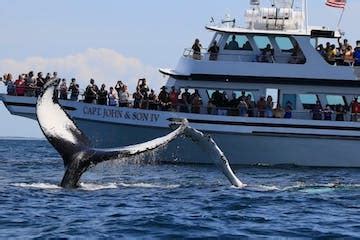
[353,41,360,66]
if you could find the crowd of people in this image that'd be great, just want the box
[317,39,360,66]
[2,71,360,122]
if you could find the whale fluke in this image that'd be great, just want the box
[36,79,188,188]
[183,127,246,188]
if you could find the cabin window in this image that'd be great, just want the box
[299,94,319,110]
[254,36,272,49]
[326,95,347,108]
[224,35,253,51]
[275,37,294,52]
[282,94,297,110]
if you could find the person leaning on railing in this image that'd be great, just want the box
[24,71,37,97]
[14,75,26,96]
[68,78,80,101]
[208,41,219,61]
[192,39,202,60]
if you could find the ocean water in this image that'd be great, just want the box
[0,139,359,239]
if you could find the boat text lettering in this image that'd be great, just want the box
[83,106,160,122]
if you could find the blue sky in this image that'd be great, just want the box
[0,0,358,137]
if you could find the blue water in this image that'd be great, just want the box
[0,139,359,239]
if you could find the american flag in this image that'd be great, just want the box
[326,0,347,8]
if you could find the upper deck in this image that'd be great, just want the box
[160,0,360,86]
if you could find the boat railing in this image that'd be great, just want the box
[1,91,357,122]
[183,48,305,64]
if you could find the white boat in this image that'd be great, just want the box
[2,0,360,167]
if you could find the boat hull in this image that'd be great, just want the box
[1,94,360,167]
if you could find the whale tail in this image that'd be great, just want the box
[36,79,188,188]
[36,79,91,168]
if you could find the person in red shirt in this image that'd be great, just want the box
[169,86,179,111]
[15,75,26,96]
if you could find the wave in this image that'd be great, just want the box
[117,182,180,189]
[79,182,118,191]
[12,183,61,190]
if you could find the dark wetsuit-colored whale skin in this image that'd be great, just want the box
[36,79,187,189]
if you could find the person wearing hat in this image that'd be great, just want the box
[158,86,170,111]
[192,39,202,60]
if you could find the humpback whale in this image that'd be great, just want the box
[36,79,244,189]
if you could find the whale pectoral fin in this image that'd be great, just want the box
[183,126,245,188]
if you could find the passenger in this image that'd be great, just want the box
[226,35,239,50]
[169,86,179,111]
[211,90,222,107]
[59,79,68,100]
[259,44,274,63]
[242,41,252,51]
[343,46,354,66]
[316,44,327,58]
[312,101,323,120]
[180,88,191,113]
[218,92,229,116]
[192,39,202,60]
[148,89,158,110]
[238,97,248,117]
[2,74,15,95]
[108,87,119,107]
[353,41,360,66]
[6,78,16,96]
[45,73,51,83]
[289,43,305,64]
[257,97,266,118]
[228,93,240,116]
[137,78,149,100]
[326,44,337,65]
[265,96,274,118]
[35,72,45,97]
[132,89,143,109]
[246,94,256,117]
[208,41,220,61]
[68,78,80,101]
[273,104,284,118]
[339,38,352,55]
[118,85,130,107]
[350,97,360,122]
[158,86,171,111]
[323,105,333,121]
[84,79,98,104]
[115,80,124,95]
[284,101,293,119]
[190,89,202,114]
[15,75,26,96]
[24,71,36,97]
[239,91,247,102]
[97,84,108,105]
[335,104,346,121]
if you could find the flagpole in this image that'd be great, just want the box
[336,6,346,30]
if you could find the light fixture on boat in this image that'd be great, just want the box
[250,0,260,5]
[221,14,236,28]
